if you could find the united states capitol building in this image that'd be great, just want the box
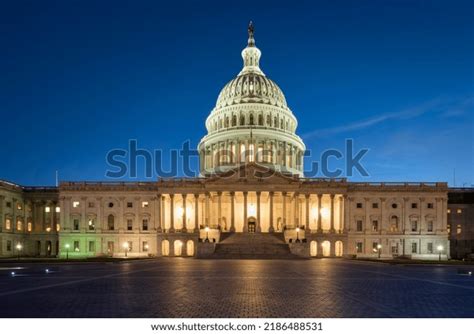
[0,24,450,260]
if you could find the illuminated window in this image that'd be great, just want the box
[27,222,32,232]
[390,216,399,232]
[72,201,80,208]
[127,241,133,252]
[457,225,462,234]
[372,242,379,252]
[5,218,11,230]
[447,209,451,214]
[55,207,60,213]
[16,220,23,231]
[447,224,451,234]
[457,209,462,214]
[88,218,95,231]
[74,241,80,252]
[248,144,255,162]
[142,241,149,252]
[56,224,60,231]
[45,207,51,213]
[142,201,149,208]
[17,203,22,210]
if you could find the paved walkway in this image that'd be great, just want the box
[0,259,473,317]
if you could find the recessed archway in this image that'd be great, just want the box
[161,240,170,256]
[322,240,331,257]
[310,241,318,257]
[335,241,343,257]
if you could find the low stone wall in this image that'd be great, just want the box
[289,243,310,258]
[196,243,216,258]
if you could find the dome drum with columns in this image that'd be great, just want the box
[199,22,306,176]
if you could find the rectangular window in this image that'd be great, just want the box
[73,201,80,208]
[27,222,32,232]
[17,203,22,210]
[88,202,95,208]
[45,207,50,213]
[457,209,462,214]
[142,219,148,231]
[73,219,80,231]
[88,218,95,231]
[427,221,433,232]
[127,219,133,231]
[356,203,363,209]
[356,242,363,253]
[127,202,133,208]
[447,224,451,234]
[447,209,451,214]
[107,241,114,254]
[73,241,80,252]
[372,220,378,232]
[457,225,462,234]
[127,241,133,252]
[411,242,417,253]
[142,241,149,252]
[142,201,149,208]
[411,220,418,232]
[6,202,11,208]
[372,203,378,209]
[411,203,418,209]
[372,242,378,252]
[356,220,363,231]
[88,241,95,252]
[7,240,12,251]
[427,203,434,209]
[5,218,11,230]
[427,242,433,254]
[16,220,23,231]
[55,206,60,213]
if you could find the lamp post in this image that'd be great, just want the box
[437,245,443,261]
[123,242,129,258]
[65,243,70,260]
[377,244,382,259]
[295,227,300,243]
[16,243,23,260]
[204,226,210,243]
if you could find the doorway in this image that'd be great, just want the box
[248,218,256,233]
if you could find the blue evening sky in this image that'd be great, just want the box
[0,0,473,186]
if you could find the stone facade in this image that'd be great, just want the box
[447,188,474,259]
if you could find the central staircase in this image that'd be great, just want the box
[207,232,301,259]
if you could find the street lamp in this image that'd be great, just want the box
[437,245,444,261]
[16,243,23,260]
[295,227,300,243]
[123,242,129,258]
[65,243,70,260]
[377,244,382,259]
[204,226,210,243]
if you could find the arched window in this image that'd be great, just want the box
[335,241,343,257]
[322,240,331,257]
[310,241,318,257]
[266,115,271,126]
[274,117,278,128]
[249,114,254,125]
[240,115,245,126]
[390,215,399,232]
[280,119,284,129]
[107,214,115,230]
[162,240,170,256]
[232,115,237,126]
[186,240,194,256]
[258,114,263,125]
[174,240,183,256]
[225,116,229,128]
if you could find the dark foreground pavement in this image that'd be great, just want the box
[0,258,473,317]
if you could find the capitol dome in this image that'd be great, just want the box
[199,22,306,176]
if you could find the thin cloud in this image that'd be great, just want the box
[302,96,473,139]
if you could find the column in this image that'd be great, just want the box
[269,192,274,232]
[364,197,370,233]
[293,192,299,227]
[59,197,65,232]
[345,196,351,232]
[317,194,322,233]
[256,191,261,232]
[156,194,162,232]
[194,194,199,233]
[161,195,166,232]
[243,191,248,232]
[419,197,425,233]
[305,194,310,232]
[380,197,386,234]
[205,192,210,227]
[217,191,222,229]
[169,194,175,233]
[330,194,335,233]
[339,195,345,232]
[182,193,187,233]
[0,195,3,233]
[282,192,287,229]
[230,192,235,232]
[403,197,409,233]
